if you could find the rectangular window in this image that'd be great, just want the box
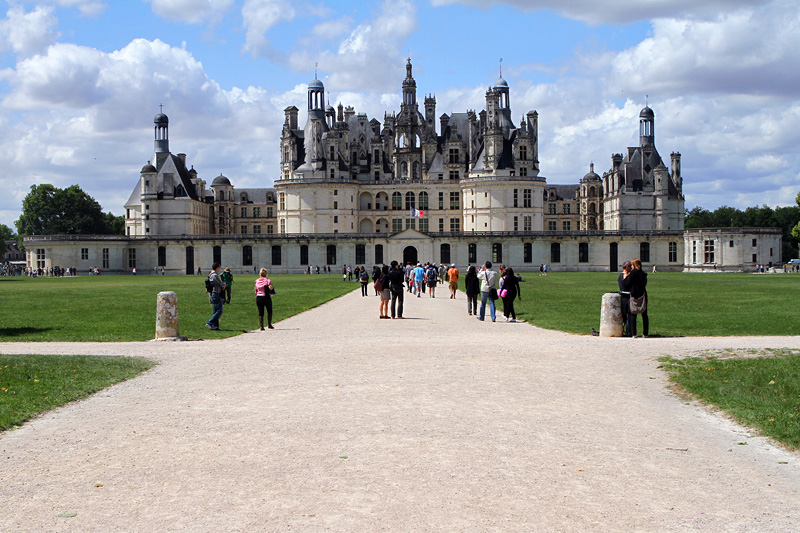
[419,218,429,233]
[579,243,589,263]
[334,189,338,195]
[550,242,561,263]
[523,189,532,208]
[392,219,402,232]
[327,245,337,265]
[271,245,281,265]
[448,148,459,164]
[752,253,757,263]
[640,242,651,263]
[333,201,338,209]
[102,248,109,269]
[375,244,384,265]
[438,192,444,210]
[253,225,261,234]
[243,246,253,266]
[449,218,460,232]
[468,243,477,264]
[548,220,557,231]
[513,189,518,208]
[752,239,757,247]
[524,243,532,263]
[392,194,402,210]
[419,193,429,210]
[449,192,460,210]
[439,218,445,232]
[692,241,697,264]
[523,216,532,232]
[519,145,527,161]
[355,244,366,264]
[405,218,416,230]
[513,216,519,232]
[300,245,308,266]
[253,207,261,218]
[241,207,247,218]
[266,207,273,218]
[279,193,285,210]
[128,248,136,269]
[280,219,285,233]
[519,167,527,176]
[548,203,556,215]
[492,243,502,264]
[448,170,459,180]
[267,224,274,234]
[333,216,339,223]
[158,246,166,267]
[81,248,89,261]
[562,204,571,215]
[562,221,570,231]
[729,240,734,248]
[36,248,46,269]
[241,225,247,234]
[669,242,677,262]
[704,240,715,264]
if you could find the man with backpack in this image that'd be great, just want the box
[205,262,226,330]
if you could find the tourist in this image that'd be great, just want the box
[221,267,234,304]
[413,262,425,297]
[388,260,405,319]
[625,258,648,338]
[617,261,632,336]
[342,264,347,281]
[205,262,226,330]
[477,261,498,322]
[359,266,370,296]
[500,267,522,322]
[378,265,390,319]
[464,266,479,315]
[426,263,438,297]
[447,264,459,299]
[254,267,274,330]
[347,265,353,281]
[404,262,414,292]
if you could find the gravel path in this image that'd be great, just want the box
[1,287,799,531]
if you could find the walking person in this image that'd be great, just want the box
[464,265,479,316]
[500,267,522,322]
[359,266,370,296]
[205,262,226,330]
[426,263,438,297]
[447,264,459,299]
[413,263,425,297]
[221,267,234,304]
[477,261,498,322]
[254,268,274,330]
[378,265,390,319]
[388,260,405,319]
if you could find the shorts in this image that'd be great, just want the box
[427,280,437,288]
[449,281,458,291]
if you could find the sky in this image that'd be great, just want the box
[0,0,798,229]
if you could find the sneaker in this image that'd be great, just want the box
[205,323,213,330]
[491,318,496,322]
[477,317,484,321]
[510,319,516,323]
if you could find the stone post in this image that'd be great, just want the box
[599,292,623,337]
[155,291,180,340]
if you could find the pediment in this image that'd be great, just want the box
[388,228,432,241]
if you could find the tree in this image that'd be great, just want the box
[15,184,124,237]
[0,223,12,244]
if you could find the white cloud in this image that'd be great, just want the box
[310,16,353,40]
[289,0,418,92]
[146,0,234,25]
[52,0,106,18]
[0,6,59,57]
[241,0,296,57]
[430,0,772,25]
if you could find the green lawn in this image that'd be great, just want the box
[0,354,155,431]
[508,272,800,336]
[659,350,800,450]
[0,274,358,342]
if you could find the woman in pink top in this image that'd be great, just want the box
[254,268,274,330]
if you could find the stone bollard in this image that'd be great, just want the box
[155,291,180,340]
[599,292,623,337]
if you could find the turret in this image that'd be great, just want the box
[401,58,417,108]
[639,105,654,147]
[284,106,298,130]
[424,95,436,132]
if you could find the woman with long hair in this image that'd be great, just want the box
[378,264,391,318]
[464,265,479,316]
[500,267,522,322]
[254,268,274,330]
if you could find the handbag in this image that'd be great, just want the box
[629,294,646,314]
[489,288,498,301]
[498,288,508,298]
[268,286,276,295]
[374,278,383,292]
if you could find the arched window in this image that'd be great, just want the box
[440,243,451,264]
[355,244,366,264]
[391,192,402,210]
[492,243,503,264]
[418,191,429,210]
[243,245,253,266]
[413,161,420,180]
[405,191,415,210]
[271,245,281,266]
[468,243,477,264]
[550,242,561,263]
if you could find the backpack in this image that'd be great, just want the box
[205,274,214,293]
[360,271,369,282]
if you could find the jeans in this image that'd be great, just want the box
[479,291,495,321]
[208,292,224,328]
[391,290,404,318]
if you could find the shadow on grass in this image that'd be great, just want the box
[0,327,53,336]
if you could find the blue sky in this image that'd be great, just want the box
[0,0,798,228]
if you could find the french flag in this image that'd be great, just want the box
[410,208,424,217]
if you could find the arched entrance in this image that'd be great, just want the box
[403,246,418,266]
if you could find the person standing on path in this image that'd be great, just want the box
[626,258,649,338]
[426,263,438,298]
[500,267,522,322]
[359,266,370,296]
[477,261,498,322]
[378,265,390,319]
[205,262,226,330]
[447,264,459,299]
[254,268,274,330]
[221,267,234,304]
[617,261,632,336]
[388,260,405,319]
[464,265,479,315]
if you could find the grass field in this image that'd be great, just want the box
[0,354,155,430]
[507,272,800,336]
[0,274,358,342]
[659,350,800,450]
